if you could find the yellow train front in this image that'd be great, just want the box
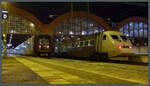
[55,31,136,61]
[99,31,136,58]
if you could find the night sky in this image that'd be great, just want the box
[10,2,148,24]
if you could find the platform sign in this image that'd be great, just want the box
[2,10,8,19]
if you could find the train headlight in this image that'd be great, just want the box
[129,46,133,49]
[46,45,50,48]
[118,45,123,49]
[39,45,42,48]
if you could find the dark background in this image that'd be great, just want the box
[9,2,148,24]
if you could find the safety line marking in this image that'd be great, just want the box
[14,56,95,84]
[30,57,147,84]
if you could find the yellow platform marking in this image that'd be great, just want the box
[30,57,148,84]
[14,56,95,84]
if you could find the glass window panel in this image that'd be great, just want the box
[144,24,147,38]
[129,31,133,37]
[124,24,129,29]
[119,27,123,32]
[94,27,99,34]
[6,14,39,34]
[129,22,133,37]
[124,24,129,36]
[134,22,138,37]
[139,22,143,38]
[144,29,147,38]
[134,29,138,37]
[100,27,105,32]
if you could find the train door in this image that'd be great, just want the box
[96,32,102,53]
[101,34,108,53]
[101,33,114,55]
[95,33,109,61]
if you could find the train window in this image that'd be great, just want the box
[103,35,106,40]
[111,35,119,40]
[39,38,50,46]
[85,41,88,46]
[72,43,75,47]
[80,42,83,47]
[75,43,78,47]
[90,40,95,45]
[120,35,128,41]
[77,43,80,47]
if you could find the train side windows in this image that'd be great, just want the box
[80,42,83,47]
[85,41,88,46]
[75,42,78,47]
[103,35,106,40]
[77,42,80,47]
[72,43,75,48]
[90,40,95,45]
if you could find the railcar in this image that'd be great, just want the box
[24,34,54,57]
[55,31,136,61]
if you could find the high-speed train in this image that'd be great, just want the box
[24,34,54,57]
[55,31,136,61]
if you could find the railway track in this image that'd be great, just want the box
[54,56,148,66]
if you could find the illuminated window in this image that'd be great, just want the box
[90,40,95,45]
[4,14,39,34]
[85,41,88,46]
[80,42,83,47]
[51,17,106,36]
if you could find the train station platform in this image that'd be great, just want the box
[2,56,148,84]
[2,56,48,84]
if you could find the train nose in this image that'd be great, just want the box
[117,45,136,56]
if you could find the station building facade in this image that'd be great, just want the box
[2,6,148,53]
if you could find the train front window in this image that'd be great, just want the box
[39,38,49,45]
[120,35,128,41]
[111,35,119,40]
[111,35,121,42]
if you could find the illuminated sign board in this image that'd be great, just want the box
[2,10,8,19]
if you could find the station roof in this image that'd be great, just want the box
[9,2,148,24]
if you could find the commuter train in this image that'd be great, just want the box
[55,31,136,61]
[24,34,54,57]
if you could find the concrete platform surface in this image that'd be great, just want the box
[1,56,148,85]
[2,56,49,84]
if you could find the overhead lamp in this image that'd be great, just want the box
[30,23,35,27]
